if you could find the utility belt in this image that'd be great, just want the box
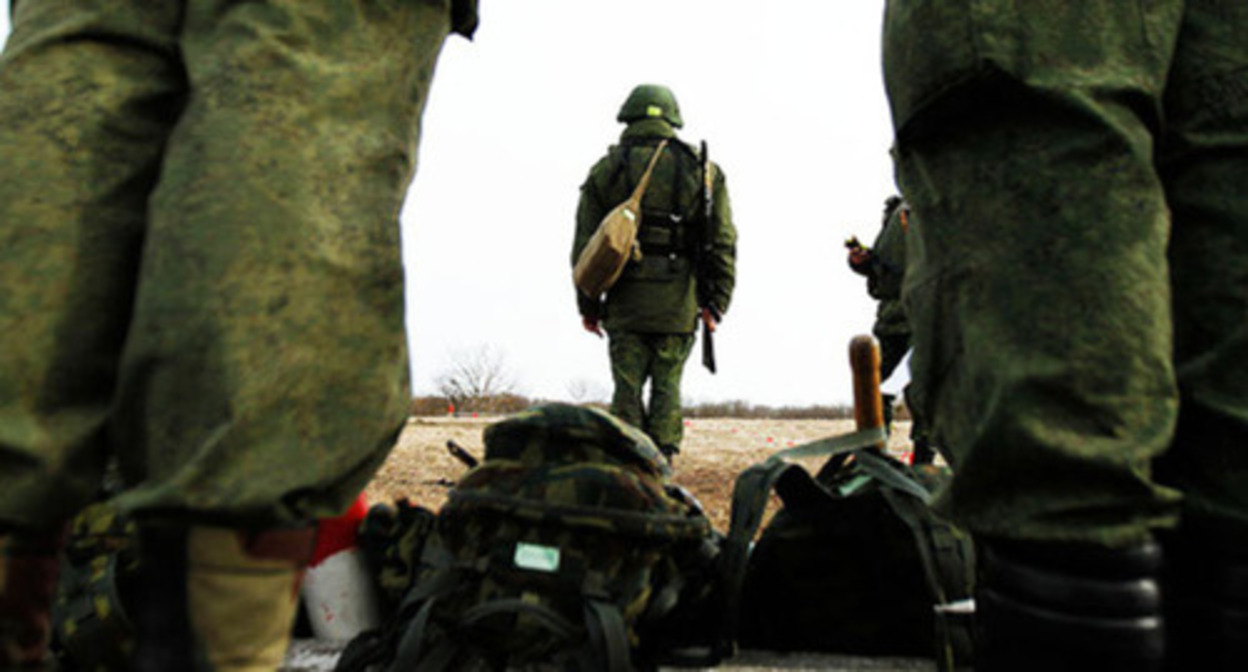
[638,210,691,257]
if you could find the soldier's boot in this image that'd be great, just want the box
[910,437,936,466]
[1162,518,1248,670]
[974,536,1164,672]
[0,528,64,671]
[131,525,315,672]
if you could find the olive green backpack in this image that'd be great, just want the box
[336,403,726,672]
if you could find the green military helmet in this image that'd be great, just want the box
[617,84,683,128]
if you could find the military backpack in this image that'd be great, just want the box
[335,403,726,672]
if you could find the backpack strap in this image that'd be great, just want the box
[584,599,632,672]
[878,477,975,672]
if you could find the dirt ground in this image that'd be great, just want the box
[365,414,916,535]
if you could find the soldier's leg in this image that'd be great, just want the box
[608,332,652,432]
[1154,2,1248,666]
[108,0,450,522]
[645,335,695,458]
[0,2,183,666]
[0,0,183,535]
[105,1,453,668]
[885,2,1183,669]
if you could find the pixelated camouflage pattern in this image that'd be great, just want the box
[607,332,696,455]
[0,0,459,529]
[884,0,1248,544]
[51,502,139,671]
[573,119,737,334]
[356,500,437,615]
[402,404,715,668]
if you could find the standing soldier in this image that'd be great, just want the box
[0,2,477,670]
[573,84,737,462]
[847,195,936,465]
[884,1,1248,669]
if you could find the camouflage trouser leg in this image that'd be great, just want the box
[885,0,1248,544]
[607,332,695,455]
[0,0,453,529]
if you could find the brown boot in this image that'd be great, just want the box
[0,528,65,670]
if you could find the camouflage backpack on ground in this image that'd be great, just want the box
[336,403,725,672]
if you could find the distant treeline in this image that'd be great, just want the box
[408,395,901,421]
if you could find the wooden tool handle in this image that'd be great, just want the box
[849,335,884,433]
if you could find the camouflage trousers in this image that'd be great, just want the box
[884,0,1248,545]
[607,332,695,456]
[0,0,454,531]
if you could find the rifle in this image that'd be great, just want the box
[698,140,717,374]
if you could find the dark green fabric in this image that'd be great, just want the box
[859,201,912,380]
[573,119,737,333]
[0,0,458,528]
[883,0,1248,545]
[607,332,695,454]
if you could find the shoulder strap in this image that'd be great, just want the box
[629,139,668,202]
[878,481,975,672]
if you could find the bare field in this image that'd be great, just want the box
[366,414,916,534]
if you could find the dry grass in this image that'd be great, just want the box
[366,414,916,534]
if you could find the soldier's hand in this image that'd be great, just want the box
[701,307,718,333]
[582,316,603,338]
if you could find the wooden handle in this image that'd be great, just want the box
[849,335,884,434]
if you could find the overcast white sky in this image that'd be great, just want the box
[2,2,906,407]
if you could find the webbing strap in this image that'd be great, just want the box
[459,598,579,640]
[388,597,439,672]
[585,600,632,672]
[856,448,933,504]
[880,487,975,672]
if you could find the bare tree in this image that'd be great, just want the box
[435,345,518,414]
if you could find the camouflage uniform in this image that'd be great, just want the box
[850,197,935,465]
[850,197,912,382]
[884,1,1248,667]
[0,1,475,668]
[573,87,736,457]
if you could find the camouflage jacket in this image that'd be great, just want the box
[852,202,910,337]
[573,119,737,334]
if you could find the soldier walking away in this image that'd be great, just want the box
[572,84,737,463]
[884,2,1248,670]
[846,195,936,466]
[0,2,477,670]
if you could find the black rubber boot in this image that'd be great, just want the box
[974,536,1165,672]
[129,526,195,672]
[1162,518,1248,671]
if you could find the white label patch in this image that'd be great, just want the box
[514,543,561,573]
